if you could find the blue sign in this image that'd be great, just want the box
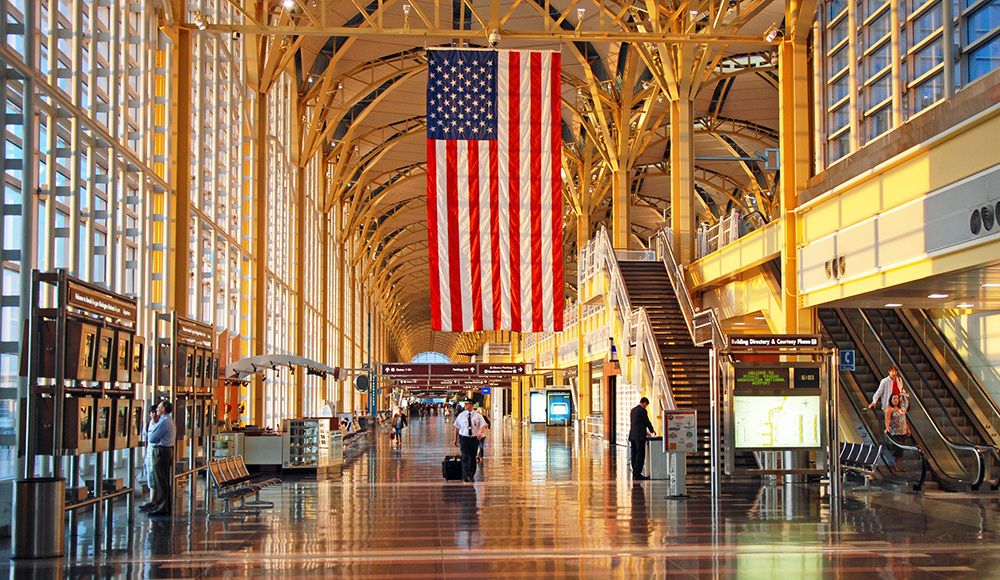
[839,350,855,372]
[481,387,491,394]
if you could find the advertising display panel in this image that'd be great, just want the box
[529,392,548,424]
[546,391,572,426]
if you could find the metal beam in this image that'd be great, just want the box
[198,24,774,44]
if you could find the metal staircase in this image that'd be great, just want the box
[616,261,713,476]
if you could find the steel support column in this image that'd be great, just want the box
[670,99,696,265]
[169,28,192,316]
[252,89,268,425]
[294,166,306,418]
[576,213,590,420]
[779,1,813,335]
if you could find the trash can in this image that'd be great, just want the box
[12,478,65,559]
[645,436,668,480]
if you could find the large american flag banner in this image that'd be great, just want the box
[426,48,564,333]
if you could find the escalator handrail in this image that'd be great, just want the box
[884,433,927,491]
[906,309,1000,446]
[856,309,985,489]
[902,309,1000,490]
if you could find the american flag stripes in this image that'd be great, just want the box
[426,48,564,333]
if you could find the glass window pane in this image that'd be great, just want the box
[829,0,849,19]
[829,74,850,102]
[868,106,892,138]
[913,5,942,44]
[868,74,892,106]
[869,42,892,77]
[829,133,851,162]
[866,0,882,18]
[968,0,1000,43]
[830,46,849,73]
[914,74,943,111]
[970,34,1000,80]
[870,11,891,41]
[914,39,942,76]
[830,103,850,131]
[830,17,849,46]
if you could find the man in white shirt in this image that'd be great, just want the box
[453,401,488,483]
[868,365,907,411]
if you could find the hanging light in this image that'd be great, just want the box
[283,0,295,9]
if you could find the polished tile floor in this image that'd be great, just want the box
[6,414,1000,579]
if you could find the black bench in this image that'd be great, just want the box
[207,456,282,518]
[840,443,884,487]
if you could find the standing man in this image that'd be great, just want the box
[869,365,907,411]
[453,401,487,483]
[628,397,656,480]
[143,399,176,516]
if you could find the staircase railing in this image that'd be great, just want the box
[587,227,676,411]
[653,229,726,350]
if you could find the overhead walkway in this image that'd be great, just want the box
[819,308,1000,491]
[12,414,1000,578]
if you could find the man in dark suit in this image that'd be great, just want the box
[628,397,656,480]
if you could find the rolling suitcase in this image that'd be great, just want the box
[442,455,462,480]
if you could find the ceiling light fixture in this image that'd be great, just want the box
[690,9,700,17]
[754,316,765,320]
[402,3,410,14]
[734,322,746,326]
[192,10,207,30]
[956,303,974,308]
[983,283,1000,287]
[928,293,949,299]
[283,0,295,9]
[577,7,586,21]
[764,23,782,42]
[884,303,902,307]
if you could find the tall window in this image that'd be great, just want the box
[819,0,1000,166]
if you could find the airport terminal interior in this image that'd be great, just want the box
[3,0,1000,575]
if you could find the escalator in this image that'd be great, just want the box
[819,307,1000,491]
[819,310,928,490]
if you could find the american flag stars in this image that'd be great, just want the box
[427,50,498,141]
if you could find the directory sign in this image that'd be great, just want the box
[664,410,697,453]
[733,395,822,449]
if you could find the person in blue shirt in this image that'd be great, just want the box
[140,399,176,516]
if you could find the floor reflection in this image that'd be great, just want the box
[1,416,999,579]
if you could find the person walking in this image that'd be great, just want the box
[142,399,176,516]
[869,365,907,411]
[628,397,656,480]
[885,392,911,471]
[453,401,487,483]
[476,407,491,462]
[392,408,408,445]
